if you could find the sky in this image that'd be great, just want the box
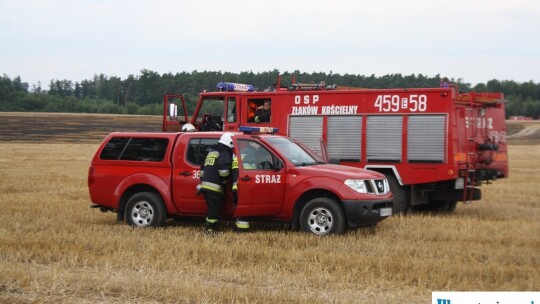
[1,0,540,88]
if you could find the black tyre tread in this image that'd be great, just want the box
[125,192,167,227]
[386,174,409,214]
[299,197,346,235]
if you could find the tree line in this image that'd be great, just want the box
[1,70,539,118]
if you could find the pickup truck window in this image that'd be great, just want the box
[266,137,323,166]
[100,137,169,162]
[238,140,275,170]
[187,138,219,165]
[100,137,130,160]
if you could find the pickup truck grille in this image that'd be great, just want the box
[365,179,390,195]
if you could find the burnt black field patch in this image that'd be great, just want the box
[1,112,539,144]
[0,113,162,143]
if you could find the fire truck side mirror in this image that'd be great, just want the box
[168,103,178,121]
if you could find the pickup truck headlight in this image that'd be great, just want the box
[344,179,367,193]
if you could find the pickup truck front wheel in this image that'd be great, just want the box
[125,192,166,227]
[300,198,346,235]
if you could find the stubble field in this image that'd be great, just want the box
[0,112,538,303]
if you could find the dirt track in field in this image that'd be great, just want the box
[506,121,540,144]
[0,112,162,143]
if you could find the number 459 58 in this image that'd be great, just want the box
[374,94,427,112]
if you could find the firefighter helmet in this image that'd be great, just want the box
[181,123,196,132]
[218,132,234,148]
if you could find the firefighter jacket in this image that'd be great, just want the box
[255,108,270,123]
[200,143,238,195]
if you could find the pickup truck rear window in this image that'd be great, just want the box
[187,138,218,165]
[100,137,169,162]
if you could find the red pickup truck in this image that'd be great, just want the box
[88,128,393,235]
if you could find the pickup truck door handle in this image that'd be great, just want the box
[241,175,252,181]
[179,171,191,176]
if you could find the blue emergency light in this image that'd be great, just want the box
[239,126,279,134]
[217,82,255,92]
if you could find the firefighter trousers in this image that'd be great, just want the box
[203,191,223,221]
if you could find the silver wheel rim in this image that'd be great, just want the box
[131,200,154,227]
[307,207,333,235]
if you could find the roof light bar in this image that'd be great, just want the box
[239,126,279,134]
[217,82,255,92]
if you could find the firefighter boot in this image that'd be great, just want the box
[234,219,250,233]
[205,218,218,235]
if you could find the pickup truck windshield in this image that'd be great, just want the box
[265,137,324,166]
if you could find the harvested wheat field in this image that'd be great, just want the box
[0,113,538,303]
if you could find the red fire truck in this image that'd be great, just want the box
[163,79,509,213]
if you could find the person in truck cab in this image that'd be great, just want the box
[199,133,249,233]
[254,100,271,123]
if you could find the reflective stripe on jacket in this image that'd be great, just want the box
[200,145,236,195]
[231,154,239,191]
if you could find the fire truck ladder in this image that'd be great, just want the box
[464,106,477,204]
[288,81,337,91]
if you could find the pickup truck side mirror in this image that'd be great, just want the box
[274,159,284,171]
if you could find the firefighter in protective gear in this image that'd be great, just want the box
[199,133,249,233]
[254,100,271,123]
[231,153,249,232]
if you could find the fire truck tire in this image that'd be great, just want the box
[299,198,346,236]
[446,201,458,212]
[125,192,167,228]
[432,200,458,212]
[386,175,409,214]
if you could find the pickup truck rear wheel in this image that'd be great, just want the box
[125,192,166,227]
[300,198,346,235]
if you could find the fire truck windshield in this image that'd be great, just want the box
[196,97,225,131]
[265,137,325,167]
[197,97,224,117]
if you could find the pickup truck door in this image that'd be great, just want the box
[233,139,285,217]
[172,136,218,214]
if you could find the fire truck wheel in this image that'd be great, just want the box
[386,175,409,214]
[125,192,167,228]
[432,200,458,212]
[299,198,346,236]
[445,201,458,212]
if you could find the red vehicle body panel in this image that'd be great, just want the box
[88,131,393,228]
[163,82,508,209]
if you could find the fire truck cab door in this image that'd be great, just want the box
[223,96,239,131]
[234,139,285,217]
[164,94,188,132]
